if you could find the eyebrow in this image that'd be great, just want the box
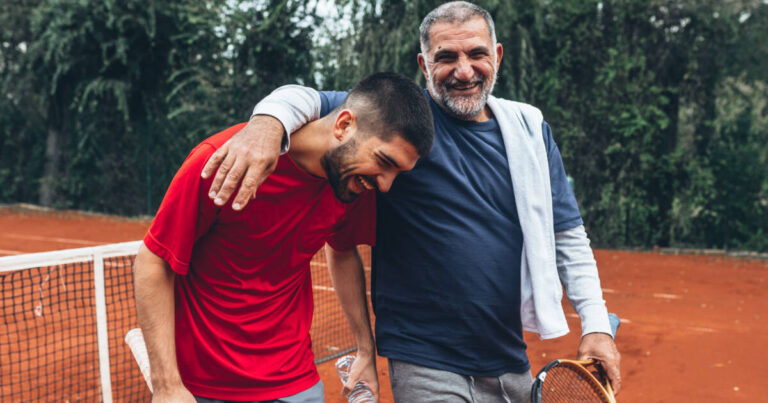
[433,46,490,59]
[467,46,491,54]
[376,151,400,169]
[432,49,457,59]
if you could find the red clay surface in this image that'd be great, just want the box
[1,205,766,402]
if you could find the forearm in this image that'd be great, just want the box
[324,244,375,355]
[251,84,321,146]
[555,225,611,336]
[133,244,183,391]
[557,228,622,393]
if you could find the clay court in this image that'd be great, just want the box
[1,205,766,402]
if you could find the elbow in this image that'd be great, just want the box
[134,244,174,288]
[324,243,357,262]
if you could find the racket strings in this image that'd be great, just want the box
[539,364,611,403]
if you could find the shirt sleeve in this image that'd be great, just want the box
[251,85,322,153]
[319,91,349,117]
[543,122,610,335]
[544,121,584,232]
[143,142,222,275]
[555,225,612,336]
[326,190,376,251]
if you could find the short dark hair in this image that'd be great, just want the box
[340,72,434,156]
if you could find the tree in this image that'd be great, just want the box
[0,0,46,204]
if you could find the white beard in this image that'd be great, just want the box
[426,56,497,121]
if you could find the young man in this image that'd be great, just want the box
[133,73,433,403]
[200,2,622,401]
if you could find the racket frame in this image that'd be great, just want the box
[531,358,615,403]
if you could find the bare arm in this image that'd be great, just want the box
[201,85,322,210]
[555,225,621,394]
[324,244,378,401]
[134,244,195,402]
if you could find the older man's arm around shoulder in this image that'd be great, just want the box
[201,85,322,210]
[134,243,196,402]
[324,244,379,401]
[555,225,622,394]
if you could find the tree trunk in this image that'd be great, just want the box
[39,124,62,207]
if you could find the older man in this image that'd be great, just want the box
[202,2,620,401]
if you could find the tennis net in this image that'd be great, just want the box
[0,241,370,402]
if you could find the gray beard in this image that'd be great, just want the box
[427,70,496,121]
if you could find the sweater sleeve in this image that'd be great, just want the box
[251,85,322,153]
[555,225,613,337]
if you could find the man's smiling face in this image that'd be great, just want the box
[419,16,503,122]
[321,133,419,203]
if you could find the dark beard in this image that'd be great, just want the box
[320,138,359,203]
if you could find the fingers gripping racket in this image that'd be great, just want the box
[530,313,620,403]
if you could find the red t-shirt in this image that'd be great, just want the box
[143,123,375,400]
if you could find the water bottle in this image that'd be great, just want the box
[334,355,375,403]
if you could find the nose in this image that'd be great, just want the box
[376,172,398,193]
[454,56,473,81]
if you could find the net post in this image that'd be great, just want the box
[94,250,114,403]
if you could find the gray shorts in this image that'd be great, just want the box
[388,359,532,403]
[194,380,324,403]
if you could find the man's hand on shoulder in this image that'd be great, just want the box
[578,332,621,394]
[201,115,284,210]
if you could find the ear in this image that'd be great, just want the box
[417,53,429,82]
[333,109,357,142]
[495,43,503,70]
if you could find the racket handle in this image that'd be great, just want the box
[608,313,620,337]
[125,328,154,393]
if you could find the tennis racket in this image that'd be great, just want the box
[125,328,154,392]
[530,313,620,403]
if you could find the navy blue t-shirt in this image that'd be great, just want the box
[319,90,583,376]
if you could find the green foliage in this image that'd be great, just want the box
[230,0,317,117]
[672,85,768,250]
[1,0,315,215]
[533,0,685,247]
[0,0,766,251]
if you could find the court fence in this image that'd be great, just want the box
[0,241,366,402]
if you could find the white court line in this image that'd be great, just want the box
[0,233,104,246]
[0,249,23,255]
[687,326,715,333]
[602,288,616,293]
[653,293,682,300]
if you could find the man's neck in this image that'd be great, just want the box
[468,106,493,122]
[288,116,334,178]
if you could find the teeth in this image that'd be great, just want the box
[357,176,374,190]
[454,83,478,90]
